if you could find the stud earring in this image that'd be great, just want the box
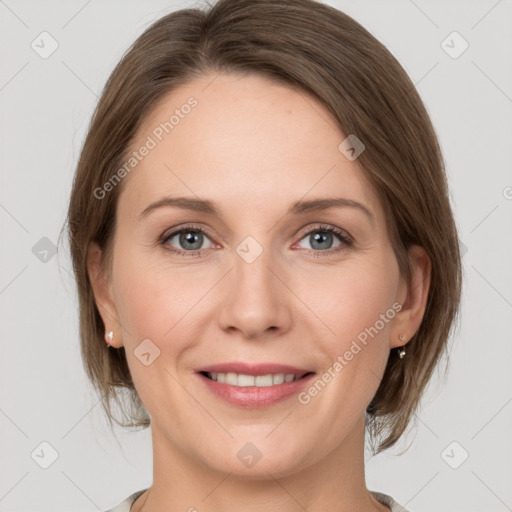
[105,330,114,347]
[397,334,406,359]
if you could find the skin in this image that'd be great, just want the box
[88,72,431,512]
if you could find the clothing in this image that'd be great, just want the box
[104,488,411,512]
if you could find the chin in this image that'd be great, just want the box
[197,438,311,480]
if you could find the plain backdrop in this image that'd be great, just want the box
[1,1,511,511]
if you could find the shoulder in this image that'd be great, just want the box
[370,490,411,512]
[103,489,148,512]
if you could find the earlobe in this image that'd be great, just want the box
[391,244,431,349]
[87,242,123,348]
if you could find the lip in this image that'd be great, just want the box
[195,362,313,376]
[195,363,316,409]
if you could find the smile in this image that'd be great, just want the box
[201,371,312,387]
[196,370,316,408]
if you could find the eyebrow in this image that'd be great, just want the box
[138,196,374,225]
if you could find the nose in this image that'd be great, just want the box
[217,245,292,340]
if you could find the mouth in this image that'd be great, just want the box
[199,370,315,387]
[194,364,317,408]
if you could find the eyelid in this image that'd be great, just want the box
[161,222,213,240]
[295,223,353,243]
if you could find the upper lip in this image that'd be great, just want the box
[195,362,314,377]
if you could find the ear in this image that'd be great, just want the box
[87,242,124,348]
[391,244,431,349]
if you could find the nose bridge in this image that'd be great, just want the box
[217,232,291,337]
[235,236,275,293]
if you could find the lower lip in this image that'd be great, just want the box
[196,372,316,408]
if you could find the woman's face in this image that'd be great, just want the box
[92,72,422,477]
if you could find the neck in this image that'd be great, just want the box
[132,414,389,512]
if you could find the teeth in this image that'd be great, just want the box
[208,372,301,386]
[272,373,285,385]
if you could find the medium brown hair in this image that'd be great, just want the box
[65,0,462,454]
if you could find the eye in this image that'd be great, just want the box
[160,223,353,258]
[162,224,214,257]
[295,224,353,255]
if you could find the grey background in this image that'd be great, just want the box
[1,0,511,511]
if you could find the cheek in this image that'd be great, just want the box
[110,252,206,405]
[112,247,213,346]
[302,262,399,416]
[313,256,399,357]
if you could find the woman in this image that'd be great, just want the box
[66,0,462,510]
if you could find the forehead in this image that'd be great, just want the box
[118,72,383,224]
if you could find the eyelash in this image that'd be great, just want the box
[160,223,353,258]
